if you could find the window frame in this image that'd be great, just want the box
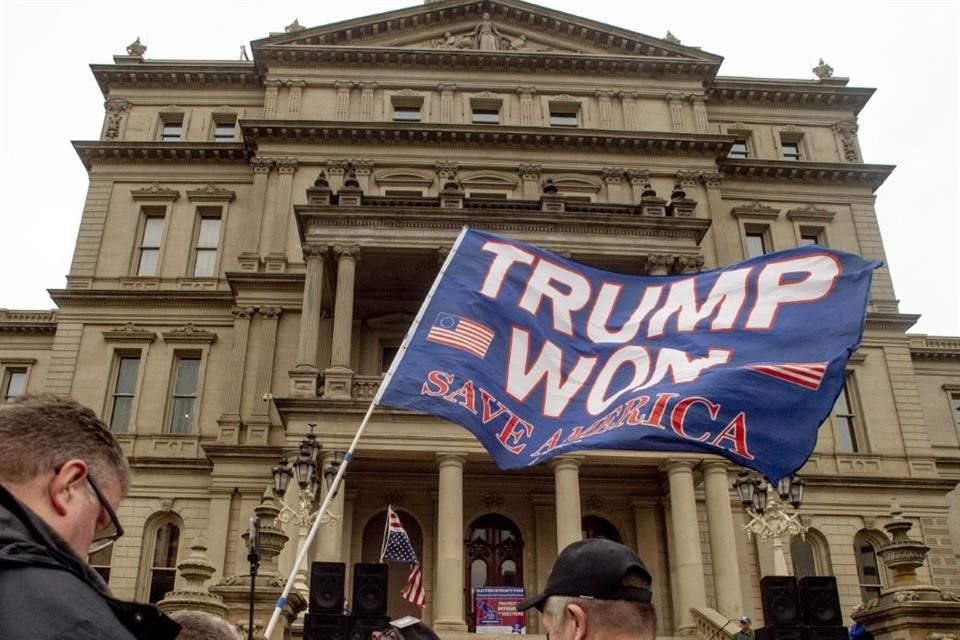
[136,513,184,603]
[744,226,772,258]
[108,352,142,433]
[0,360,31,401]
[211,116,237,143]
[853,530,889,602]
[159,117,183,142]
[833,371,868,454]
[778,127,807,162]
[134,209,167,277]
[728,139,750,159]
[190,208,224,278]
[168,354,202,434]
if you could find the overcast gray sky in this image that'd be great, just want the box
[1,0,957,334]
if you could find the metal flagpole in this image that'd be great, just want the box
[263,226,470,638]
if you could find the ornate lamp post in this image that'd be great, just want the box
[733,471,808,575]
[271,425,342,595]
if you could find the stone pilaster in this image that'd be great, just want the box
[334,81,352,121]
[438,83,456,123]
[265,158,298,272]
[667,93,686,132]
[239,159,273,270]
[551,456,583,551]
[519,164,542,199]
[434,454,467,631]
[620,91,639,130]
[602,167,626,203]
[290,246,327,397]
[625,168,649,204]
[315,452,345,562]
[595,90,614,128]
[286,80,305,119]
[517,87,536,126]
[216,305,255,443]
[103,97,131,139]
[701,461,743,619]
[263,80,280,119]
[324,245,359,399]
[247,307,282,444]
[690,96,709,133]
[663,459,706,635]
[359,82,377,121]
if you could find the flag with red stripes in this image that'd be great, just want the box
[400,563,425,609]
[747,362,828,390]
[426,313,494,358]
[380,505,425,608]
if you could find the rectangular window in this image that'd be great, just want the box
[384,189,426,197]
[782,141,801,161]
[160,119,183,142]
[169,357,200,433]
[472,108,501,124]
[549,109,579,127]
[192,216,221,278]
[381,345,400,374]
[728,140,749,159]
[137,216,164,277]
[951,392,960,428]
[109,356,141,433]
[745,232,768,258]
[2,368,27,401]
[392,105,421,122]
[834,377,860,453]
[799,232,821,246]
[467,192,509,200]
[213,119,235,142]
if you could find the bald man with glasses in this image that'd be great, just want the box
[0,394,179,640]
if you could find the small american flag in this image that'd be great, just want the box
[380,505,426,609]
[747,362,828,390]
[426,313,494,358]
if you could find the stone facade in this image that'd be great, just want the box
[1,1,958,637]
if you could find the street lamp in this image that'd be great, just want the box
[270,425,341,594]
[733,471,808,575]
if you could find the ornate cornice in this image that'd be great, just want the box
[73,142,249,170]
[186,184,237,202]
[786,203,836,222]
[864,311,920,333]
[240,120,733,159]
[0,309,57,334]
[131,183,180,202]
[161,324,218,344]
[90,62,258,96]
[731,201,780,219]
[721,159,893,192]
[910,336,960,360]
[225,272,307,297]
[49,289,234,309]
[708,78,874,115]
[102,323,157,343]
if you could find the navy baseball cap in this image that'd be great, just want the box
[517,538,652,612]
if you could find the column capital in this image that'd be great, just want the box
[518,164,542,180]
[358,81,378,91]
[516,86,537,96]
[333,244,361,260]
[594,89,615,99]
[334,80,355,91]
[699,459,732,474]
[286,79,306,89]
[437,82,457,92]
[231,305,257,319]
[436,453,467,468]
[302,244,327,261]
[251,158,274,173]
[660,458,698,475]
[259,306,284,320]
[549,455,584,472]
[276,158,299,174]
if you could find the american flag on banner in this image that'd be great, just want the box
[425,312,494,358]
[379,505,426,609]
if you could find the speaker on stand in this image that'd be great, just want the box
[352,563,390,617]
[310,561,346,614]
[760,576,802,627]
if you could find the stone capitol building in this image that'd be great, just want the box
[1,0,958,637]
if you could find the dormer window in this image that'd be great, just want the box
[161,119,183,141]
[393,105,421,122]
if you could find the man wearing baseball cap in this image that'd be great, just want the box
[517,538,656,640]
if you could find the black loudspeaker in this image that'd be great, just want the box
[303,613,347,640]
[309,561,346,614]
[760,576,801,626]
[799,576,843,627]
[352,563,389,616]
[805,627,847,640]
[757,627,805,640]
[347,615,389,640]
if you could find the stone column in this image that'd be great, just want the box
[206,489,235,580]
[290,246,327,397]
[701,461,743,619]
[700,171,739,267]
[434,454,467,632]
[247,307,282,444]
[359,82,377,121]
[690,96,709,133]
[438,83,456,123]
[239,159,273,269]
[518,164,542,200]
[324,245,359,399]
[602,168,626,203]
[664,459,707,635]
[552,456,583,551]
[265,159,298,272]
[517,87,536,126]
[595,90,614,128]
[645,254,674,276]
[287,80,305,119]
[264,80,281,119]
[334,81,353,121]
[632,498,668,622]
[315,452,345,562]
[666,94,686,132]
[620,91,639,130]
[216,305,256,443]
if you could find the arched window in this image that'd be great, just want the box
[148,522,180,603]
[88,546,113,584]
[465,514,523,631]
[361,509,424,620]
[790,528,831,579]
[854,531,885,601]
[582,515,622,543]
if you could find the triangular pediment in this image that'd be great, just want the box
[253,0,721,61]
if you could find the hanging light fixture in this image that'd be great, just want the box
[271,458,293,498]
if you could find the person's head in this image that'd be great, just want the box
[168,610,240,640]
[517,538,656,640]
[372,617,440,640]
[739,615,752,630]
[0,394,131,557]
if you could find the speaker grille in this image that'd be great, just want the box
[760,576,801,626]
[347,615,389,640]
[303,613,347,640]
[352,563,389,616]
[799,576,843,627]
[309,562,346,614]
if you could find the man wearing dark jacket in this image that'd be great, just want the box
[0,394,180,639]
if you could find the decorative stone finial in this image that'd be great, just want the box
[313,171,330,188]
[877,498,931,589]
[671,184,686,201]
[342,163,361,189]
[156,535,228,616]
[285,18,305,33]
[542,179,559,195]
[126,37,147,57]
[664,31,681,44]
[812,58,834,79]
[641,182,657,199]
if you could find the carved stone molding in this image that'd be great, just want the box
[834,119,861,162]
[674,170,700,188]
[624,168,649,184]
[131,183,180,202]
[161,324,218,344]
[435,161,458,180]
[352,159,375,176]
[699,170,723,188]
[302,245,327,261]
[786,203,836,222]
[731,201,781,219]
[326,159,347,175]
[275,158,299,173]
[186,183,236,202]
[645,254,674,275]
[231,306,256,320]
[102,323,157,343]
[518,164,542,180]
[258,306,283,320]
[103,98,131,139]
[601,167,625,183]
[251,158,274,173]
[675,255,705,274]
[334,245,361,261]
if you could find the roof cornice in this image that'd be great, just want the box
[240,120,733,159]
[252,45,720,80]
[49,289,235,308]
[90,62,258,96]
[708,78,874,114]
[721,159,894,192]
[0,309,57,334]
[865,311,920,333]
[73,141,249,170]
[910,335,960,360]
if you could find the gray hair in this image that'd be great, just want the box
[0,394,130,493]
[168,610,241,640]
[543,572,656,638]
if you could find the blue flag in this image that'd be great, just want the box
[376,228,878,482]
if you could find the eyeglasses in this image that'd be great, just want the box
[86,474,124,554]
